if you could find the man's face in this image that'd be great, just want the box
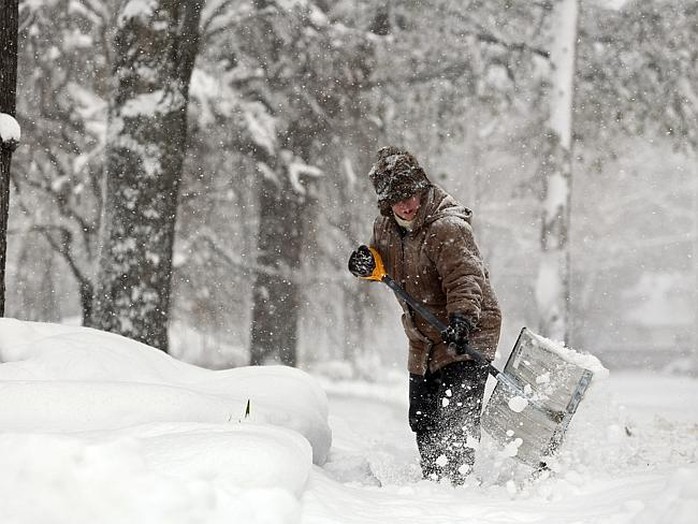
[391,193,421,221]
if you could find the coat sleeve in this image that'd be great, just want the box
[369,217,378,248]
[426,217,487,325]
[370,215,389,260]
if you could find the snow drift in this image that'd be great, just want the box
[0,318,332,523]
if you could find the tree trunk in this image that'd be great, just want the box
[92,0,202,351]
[0,0,19,317]
[249,169,309,366]
[0,146,11,318]
[693,173,698,367]
[535,0,578,343]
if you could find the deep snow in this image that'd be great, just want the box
[0,318,696,523]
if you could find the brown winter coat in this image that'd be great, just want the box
[371,186,502,375]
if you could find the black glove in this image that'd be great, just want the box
[441,314,472,355]
[348,245,376,278]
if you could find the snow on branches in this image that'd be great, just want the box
[0,113,20,151]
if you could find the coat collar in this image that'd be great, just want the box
[387,185,473,235]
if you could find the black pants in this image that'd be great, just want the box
[409,360,489,484]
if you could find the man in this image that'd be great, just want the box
[349,146,502,485]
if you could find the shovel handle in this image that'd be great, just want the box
[353,247,567,423]
[355,247,494,371]
[382,275,447,331]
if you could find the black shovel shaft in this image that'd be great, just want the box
[382,275,497,374]
[381,273,563,423]
[382,275,447,330]
[379,273,561,421]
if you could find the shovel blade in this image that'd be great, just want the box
[481,327,594,468]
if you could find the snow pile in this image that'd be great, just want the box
[1,318,696,523]
[0,425,306,524]
[0,318,331,524]
[527,328,609,378]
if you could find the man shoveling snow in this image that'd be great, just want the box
[348,146,599,484]
[349,146,502,485]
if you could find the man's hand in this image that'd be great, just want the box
[441,314,473,354]
[348,245,376,278]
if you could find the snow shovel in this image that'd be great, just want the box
[350,246,595,469]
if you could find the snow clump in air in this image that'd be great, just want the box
[507,396,529,413]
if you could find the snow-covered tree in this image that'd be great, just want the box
[10,0,109,324]
[0,0,20,316]
[92,0,203,352]
[535,0,578,343]
[577,0,697,154]
[194,0,378,366]
[4,0,694,372]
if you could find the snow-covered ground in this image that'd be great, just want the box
[312,371,697,523]
[0,318,696,523]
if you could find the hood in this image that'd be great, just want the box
[407,186,472,232]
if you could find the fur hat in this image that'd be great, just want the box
[368,146,431,216]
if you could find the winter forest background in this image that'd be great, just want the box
[1,0,696,376]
